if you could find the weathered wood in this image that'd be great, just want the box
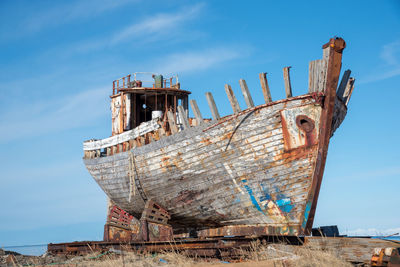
[83,119,160,151]
[190,99,203,125]
[205,92,220,120]
[343,77,355,106]
[224,84,241,113]
[166,111,178,134]
[305,237,400,264]
[337,69,351,100]
[283,67,292,98]
[239,79,254,108]
[259,73,272,103]
[177,105,190,129]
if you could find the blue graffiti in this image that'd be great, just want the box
[302,202,312,229]
[243,184,264,213]
[276,198,293,213]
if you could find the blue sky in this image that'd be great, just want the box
[1,0,399,247]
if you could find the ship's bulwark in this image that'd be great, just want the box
[84,95,344,235]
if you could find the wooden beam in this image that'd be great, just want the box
[190,99,203,125]
[259,73,272,103]
[283,66,292,98]
[224,84,241,113]
[239,79,254,108]
[343,77,355,106]
[337,69,351,100]
[166,110,178,134]
[205,92,220,120]
[177,105,190,129]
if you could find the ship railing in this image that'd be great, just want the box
[112,72,179,94]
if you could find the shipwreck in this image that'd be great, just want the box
[82,37,355,242]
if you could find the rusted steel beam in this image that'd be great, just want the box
[224,84,241,113]
[303,37,346,235]
[259,72,272,103]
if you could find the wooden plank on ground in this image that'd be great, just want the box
[239,79,254,108]
[259,73,272,103]
[224,84,241,113]
[283,67,292,98]
[177,105,190,129]
[205,92,220,120]
[167,110,178,134]
[190,99,203,125]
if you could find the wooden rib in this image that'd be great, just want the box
[224,84,241,113]
[177,105,190,129]
[308,61,314,93]
[205,92,220,120]
[283,67,292,98]
[239,79,254,108]
[190,99,203,125]
[343,77,355,106]
[337,70,351,100]
[167,110,178,134]
[259,73,272,103]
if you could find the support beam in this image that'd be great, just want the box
[205,92,220,120]
[239,79,254,108]
[343,77,355,106]
[190,99,203,125]
[177,105,190,129]
[224,84,241,113]
[283,66,292,98]
[166,110,178,134]
[337,70,351,100]
[259,72,272,103]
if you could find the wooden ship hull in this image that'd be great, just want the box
[83,38,355,239]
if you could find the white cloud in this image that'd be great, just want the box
[360,40,400,84]
[111,3,204,45]
[22,0,135,35]
[345,227,400,237]
[153,47,244,75]
[0,87,109,143]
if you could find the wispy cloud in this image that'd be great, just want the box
[153,46,246,75]
[360,40,400,84]
[0,87,109,143]
[345,227,400,236]
[71,3,204,53]
[21,0,135,35]
[111,3,204,45]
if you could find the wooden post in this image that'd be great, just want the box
[239,79,254,108]
[283,66,292,98]
[177,105,190,129]
[343,77,355,106]
[127,75,131,87]
[337,69,351,100]
[167,111,178,134]
[113,81,115,95]
[190,99,203,125]
[259,73,272,103]
[224,84,241,113]
[205,92,220,120]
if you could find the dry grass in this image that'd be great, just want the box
[5,242,353,266]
